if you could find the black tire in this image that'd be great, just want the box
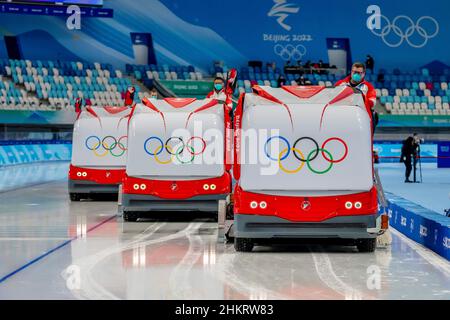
[70,193,81,202]
[234,238,254,252]
[123,211,139,222]
[356,238,376,252]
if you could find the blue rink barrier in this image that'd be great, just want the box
[0,142,72,166]
[374,142,438,164]
[384,192,450,261]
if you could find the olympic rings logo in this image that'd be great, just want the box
[85,135,127,157]
[264,136,348,174]
[274,44,307,61]
[144,136,207,165]
[370,15,439,48]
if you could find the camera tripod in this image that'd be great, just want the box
[413,145,423,183]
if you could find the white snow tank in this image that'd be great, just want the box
[71,106,131,169]
[237,85,373,195]
[127,97,228,180]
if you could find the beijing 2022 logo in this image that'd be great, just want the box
[268,0,300,31]
[366,5,439,48]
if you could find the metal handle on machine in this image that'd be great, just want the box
[153,79,177,98]
[374,168,388,208]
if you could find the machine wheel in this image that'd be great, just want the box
[234,238,254,252]
[123,211,139,222]
[70,193,81,202]
[357,238,376,252]
[226,204,234,220]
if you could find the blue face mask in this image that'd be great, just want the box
[351,73,363,83]
[214,83,224,91]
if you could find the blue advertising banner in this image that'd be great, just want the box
[1,0,449,71]
[374,142,438,163]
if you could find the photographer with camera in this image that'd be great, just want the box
[400,134,422,183]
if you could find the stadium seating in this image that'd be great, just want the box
[0,75,41,110]
[232,65,340,95]
[232,66,450,115]
[1,59,449,116]
[371,68,450,115]
[126,64,204,91]
[0,59,134,111]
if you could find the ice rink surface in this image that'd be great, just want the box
[0,162,449,300]
[377,163,450,216]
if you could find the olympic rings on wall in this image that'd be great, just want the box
[144,136,207,164]
[370,15,439,48]
[85,135,127,157]
[265,136,349,174]
[273,44,307,61]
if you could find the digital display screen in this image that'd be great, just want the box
[0,0,104,6]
